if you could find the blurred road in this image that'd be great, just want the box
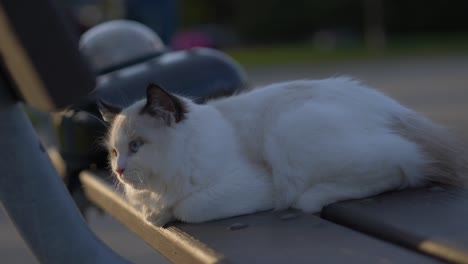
[1,55,467,263]
[248,55,468,137]
[247,55,468,137]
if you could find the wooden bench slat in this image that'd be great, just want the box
[80,170,444,264]
[177,209,444,264]
[322,187,468,264]
[80,171,224,264]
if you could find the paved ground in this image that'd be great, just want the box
[1,55,468,263]
[246,55,468,136]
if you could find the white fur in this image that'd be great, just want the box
[107,77,458,226]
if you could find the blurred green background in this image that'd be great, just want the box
[65,0,468,65]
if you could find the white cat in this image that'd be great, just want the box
[100,77,466,227]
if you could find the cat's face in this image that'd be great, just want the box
[100,84,188,190]
[107,111,160,189]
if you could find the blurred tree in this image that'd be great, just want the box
[179,0,468,45]
[231,0,362,44]
[363,0,386,50]
[384,0,468,34]
[125,0,178,44]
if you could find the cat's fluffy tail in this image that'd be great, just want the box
[392,111,468,187]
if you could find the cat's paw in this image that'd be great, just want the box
[144,210,173,227]
[292,184,336,213]
[293,199,325,214]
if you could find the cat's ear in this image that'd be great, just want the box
[141,83,187,125]
[98,100,121,123]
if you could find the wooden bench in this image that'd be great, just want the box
[81,170,468,264]
[1,0,467,263]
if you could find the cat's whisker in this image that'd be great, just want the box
[113,180,120,190]
[72,107,111,129]
[90,136,110,153]
[117,92,127,106]
[67,107,115,158]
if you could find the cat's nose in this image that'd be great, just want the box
[116,168,125,176]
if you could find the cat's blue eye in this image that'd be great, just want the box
[129,139,143,153]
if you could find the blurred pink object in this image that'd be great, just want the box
[171,31,213,50]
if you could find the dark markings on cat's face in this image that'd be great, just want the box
[98,100,122,123]
[140,83,188,125]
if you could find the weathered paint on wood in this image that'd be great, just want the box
[323,187,468,264]
[178,208,444,264]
